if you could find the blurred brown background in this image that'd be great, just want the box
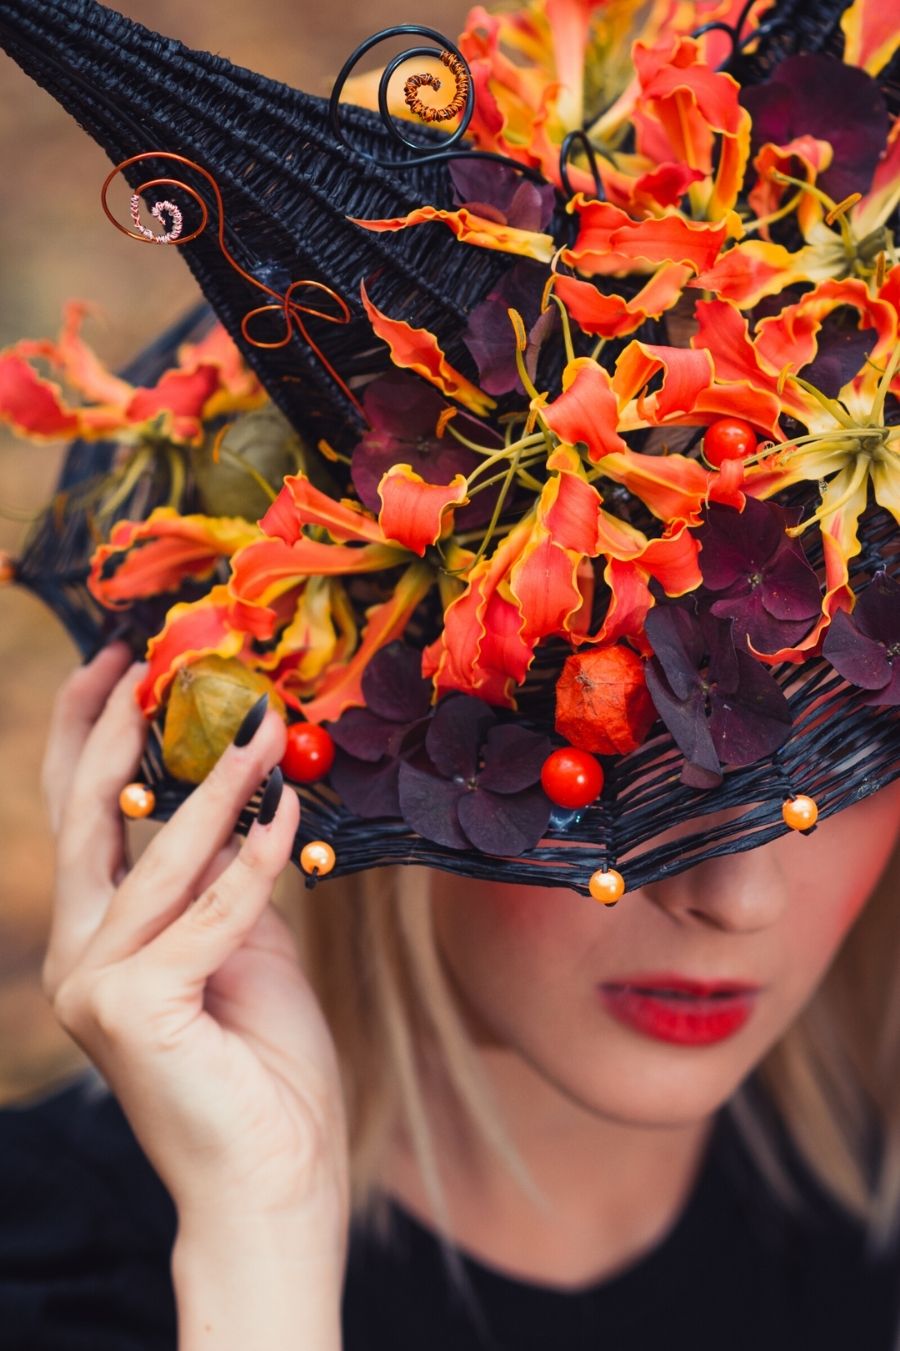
[0,0,469,1104]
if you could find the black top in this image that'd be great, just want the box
[0,1071,898,1349]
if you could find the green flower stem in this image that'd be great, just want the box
[465,454,546,497]
[215,445,279,503]
[769,171,857,262]
[96,445,153,519]
[872,345,900,425]
[464,442,531,571]
[788,453,871,536]
[463,437,546,489]
[445,422,544,457]
[741,428,879,468]
[165,444,186,510]
[742,186,805,236]
[546,293,576,367]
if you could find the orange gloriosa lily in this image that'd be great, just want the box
[422,440,710,706]
[840,0,900,75]
[88,508,261,610]
[228,473,438,720]
[136,585,254,717]
[0,302,264,445]
[360,283,496,417]
[694,117,900,308]
[688,283,900,650]
[350,204,555,263]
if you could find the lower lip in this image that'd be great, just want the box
[598,985,759,1045]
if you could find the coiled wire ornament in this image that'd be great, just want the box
[690,0,780,69]
[101,152,364,416]
[403,49,470,123]
[129,195,183,243]
[329,24,544,182]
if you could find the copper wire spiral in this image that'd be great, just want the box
[101,152,364,416]
[403,50,470,123]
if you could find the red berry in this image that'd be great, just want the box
[703,417,757,468]
[280,722,335,783]
[540,747,604,809]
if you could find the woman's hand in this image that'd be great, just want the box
[39,642,350,1265]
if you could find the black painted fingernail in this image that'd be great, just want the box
[233,693,269,747]
[256,767,284,826]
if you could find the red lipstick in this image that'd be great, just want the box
[598,972,761,1046]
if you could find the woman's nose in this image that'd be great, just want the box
[640,843,788,934]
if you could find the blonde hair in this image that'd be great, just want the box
[285,834,900,1264]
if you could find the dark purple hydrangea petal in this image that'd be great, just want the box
[645,657,722,785]
[799,308,877,399]
[449,160,555,230]
[741,54,889,200]
[425,694,495,781]
[755,538,822,621]
[361,641,433,722]
[708,651,793,767]
[525,304,558,385]
[704,610,740,693]
[362,372,445,440]
[328,706,406,761]
[457,784,551,855]
[644,605,705,701]
[463,262,546,396]
[351,436,479,515]
[328,751,402,818]
[822,607,891,690]
[397,761,469,849]
[680,758,725,791]
[698,500,821,651]
[477,722,552,793]
[822,579,900,706]
[351,372,475,515]
[851,573,900,646]
[862,663,900,707]
[697,499,784,591]
[350,370,501,529]
[644,606,791,784]
[710,591,816,654]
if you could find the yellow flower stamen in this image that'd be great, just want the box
[824,193,862,226]
[785,454,870,536]
[770,171,857,263]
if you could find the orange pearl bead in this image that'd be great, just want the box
[119,783,156,819]
[588,867,625,905]
[0,551,15,585]
[782,795,818,831]
[300,840,336,877]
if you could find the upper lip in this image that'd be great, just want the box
[600,972,762,997]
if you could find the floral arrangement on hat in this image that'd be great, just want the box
[2,0,898,898]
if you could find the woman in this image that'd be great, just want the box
[1,0,899,1344]
[0,638,896,1349]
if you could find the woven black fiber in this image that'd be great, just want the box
[0,0,514,449]
[3,0,899,895]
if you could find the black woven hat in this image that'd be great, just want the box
[1,0,898,898]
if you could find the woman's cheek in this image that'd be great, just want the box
[774,794,900,1000]
[434,879,584,975]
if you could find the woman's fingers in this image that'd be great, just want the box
[41,642,134,834]
[54,657,149,879]
[126,782,301,999]
[84,709,290,967]
[43,654,149,995]
[193,838,243,897]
